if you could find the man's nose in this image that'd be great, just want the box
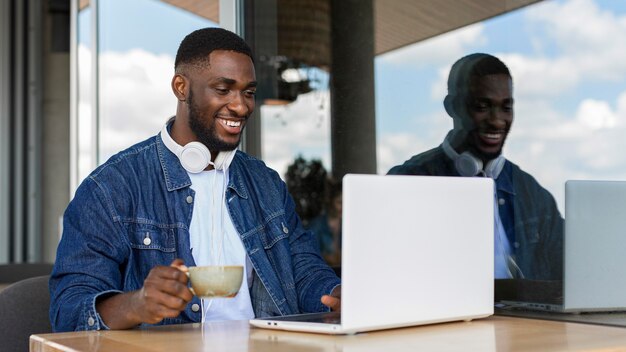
[488,107,508,126]
[227,92,251,116]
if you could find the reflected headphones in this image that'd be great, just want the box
[441,136,505,179]
[160,123,236,173]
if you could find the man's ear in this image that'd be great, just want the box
[443,94,456,118]
[445,94,471,132]
[171,74,188,101]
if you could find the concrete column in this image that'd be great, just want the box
[330,0,377,178]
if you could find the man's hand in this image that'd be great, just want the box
[321,285,341,311]
[96,259,193,329]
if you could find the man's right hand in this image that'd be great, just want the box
[96,259,194,329]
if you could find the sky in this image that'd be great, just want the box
[79,0,626,212]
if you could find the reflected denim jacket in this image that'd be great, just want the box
[388,145,563,280]
[49,132,340,332]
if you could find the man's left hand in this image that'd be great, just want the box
[321,285,341,311]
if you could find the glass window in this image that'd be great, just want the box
[97,0,217,163]
[76,1,94,188]
[74,0,220,184]
[248,0,626,311]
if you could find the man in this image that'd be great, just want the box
[49,27,340,332]
[388,53,563,281]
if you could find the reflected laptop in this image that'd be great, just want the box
[500,180,626,313]
[250,174,494,334]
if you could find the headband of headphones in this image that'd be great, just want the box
[441,136,505,179]
[160,122,236,173]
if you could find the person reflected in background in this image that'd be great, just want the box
[388,53,563,281]
[307,178,342,267]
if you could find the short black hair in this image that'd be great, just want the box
[447,53,511,96]
[174,27,253,71]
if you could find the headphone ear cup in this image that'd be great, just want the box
[455,152,482,177]
[179,141,211,173]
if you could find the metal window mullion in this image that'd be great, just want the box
[0,0,12,263]
[219,0,245,35]
[91,0,99,168]
[220,0,257,155]
[12,0,25,262]
[69,0,79,196]
[26,0,43,262]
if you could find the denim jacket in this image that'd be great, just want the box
[388,144,563,280]
[49,132,340,332]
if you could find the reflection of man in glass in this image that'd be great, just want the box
[388,53,562,280]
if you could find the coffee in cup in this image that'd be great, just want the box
[186,265,243,298]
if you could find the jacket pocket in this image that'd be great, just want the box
[258,213,290,250]
[257,214,297,292]
[127,223,177,278]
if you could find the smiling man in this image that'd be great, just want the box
[49,28,340,332]
[388,53,563,281]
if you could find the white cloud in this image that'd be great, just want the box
[261,91,332,177]
[100,49,176,154]
[502,54,581,98]
[503,91,626,212]
[377,132,431,174]
[576,99,619,129]
[618,91,626,116]
[76,46,176,175]
[525,0,626,81]
[98,48,175,160]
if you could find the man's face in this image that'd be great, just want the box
[460,73,513,161]
[187,50,256,152]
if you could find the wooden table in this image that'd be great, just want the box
[30,316,626,352]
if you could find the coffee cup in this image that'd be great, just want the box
[186,265,243,298]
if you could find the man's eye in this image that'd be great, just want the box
[245,90,256,97]
[215,88,229,94]
[472,103,489,111]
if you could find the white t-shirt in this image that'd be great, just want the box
[188,169,255,322]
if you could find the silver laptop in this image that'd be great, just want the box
[250,174,494,334]
[501,180,626,313]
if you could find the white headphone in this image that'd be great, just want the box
[160,122,236,173]
[441,137,505,179]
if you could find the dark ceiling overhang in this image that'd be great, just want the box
[159,0,542,56]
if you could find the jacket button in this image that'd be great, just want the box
[282,223,289,234]
[498,198,506,205]
[186,196,193,204]
[191,303,200,312]
[143,235,151,246]
[87,316,95,326]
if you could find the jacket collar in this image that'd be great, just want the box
[156,121,249,200]
[225,154,249,200]
[156,130,192,192]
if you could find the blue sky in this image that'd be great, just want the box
[82,0,626,211]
